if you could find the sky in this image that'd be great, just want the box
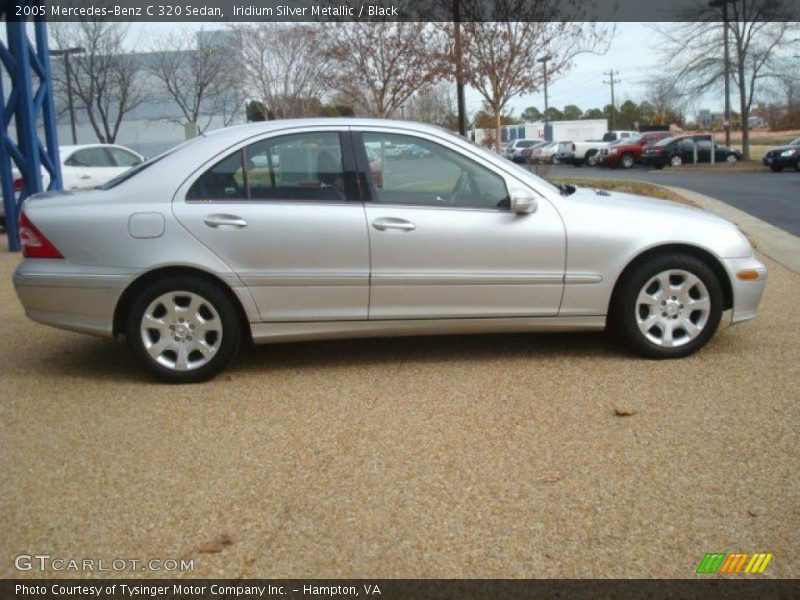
[128,21,723,120]
[13,19,800,120]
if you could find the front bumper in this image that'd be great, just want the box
[762,153,797,168]
[720,255,768,324]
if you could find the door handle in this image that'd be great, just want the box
[372,217,415,232]
[204,214,248,229]
[79,174,91,180]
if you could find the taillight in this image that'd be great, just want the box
[571,143,576,151]
[13,177,24,192]
[18,211,63,258]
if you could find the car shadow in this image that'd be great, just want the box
[233,331,622,374]
[28,330,624,384]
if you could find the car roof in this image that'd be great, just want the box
[58,144,139,157]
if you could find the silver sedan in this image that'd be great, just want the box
[13,119,767,382]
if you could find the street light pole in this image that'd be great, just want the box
[49,47,84,145]
[538,55,552,141]
[453,0,467,137]
[710,0,733,146]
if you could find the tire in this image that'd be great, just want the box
[549,155,557,164]
[612,253,723,359]
[770,164,783,173]
[726,153,738,163]
[0,215,5,230]
[796,158,800,172]
[126,276,242,383]
[620,153,635,169]
[670,155,683,168]
[586,150,599,166]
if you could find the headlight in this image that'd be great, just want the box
[610,148,618,154]
[780,149,797,157]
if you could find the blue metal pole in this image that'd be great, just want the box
[0,9,62,251]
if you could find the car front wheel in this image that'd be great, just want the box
[670,155,683,167]
[726,153,738,163]
[126,277,242,383]
[796,157,800,172]
[621,153,635,169]
[612,254,723,358]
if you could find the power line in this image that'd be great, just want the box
[603,70,621,129]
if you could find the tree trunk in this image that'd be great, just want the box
[737,55,749,160]
[494,110,502,153]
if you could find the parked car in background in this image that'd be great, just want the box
[13,119,766,382]
[535,141,575,164]
[1,143,144,228]
[641,135,742,169]
[504,139,544,163]
[569,130,640,167]
[762,137,800,172]
[599,131,674,169]
[518,140,550,163]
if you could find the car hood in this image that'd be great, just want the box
[767,144,798,153]
[565,185,724,223]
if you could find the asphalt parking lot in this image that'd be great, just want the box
[540,164,800,237]
[1,236,799,579]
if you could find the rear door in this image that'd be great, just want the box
[353,127,565,320]
[173,127,370,322]
[62,147,116,189]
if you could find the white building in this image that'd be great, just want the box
[470,119,608,146]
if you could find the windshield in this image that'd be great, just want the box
[654,136,677,147]
[791,137,800,146]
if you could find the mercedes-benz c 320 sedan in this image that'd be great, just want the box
[14,120,767,382]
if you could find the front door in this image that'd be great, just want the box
[353,129,566,320]
[173,128,370,322]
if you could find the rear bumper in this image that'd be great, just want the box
[720,255,768,324]
[13,260,130,337]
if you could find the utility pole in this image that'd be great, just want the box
[603,70,620,130]
[538,55,552,140]
[710,0,734,146]
[453,0,467,137]
[49,47,84,145]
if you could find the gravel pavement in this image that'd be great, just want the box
[1,239,798,579]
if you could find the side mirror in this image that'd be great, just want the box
[511,192,537,214]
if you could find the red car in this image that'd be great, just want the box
[598,131,673,169]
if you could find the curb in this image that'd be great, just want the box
[662,185,800,275]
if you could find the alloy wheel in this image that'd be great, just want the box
[670,155,683,167]
[635,269,710,348]
[726,154,738,163]
[140,291,223,371]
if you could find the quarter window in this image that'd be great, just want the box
[360,132,510,210]
[108,147,141,167]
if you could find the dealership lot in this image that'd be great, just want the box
[540,164,800,237]
[0,238,798,579]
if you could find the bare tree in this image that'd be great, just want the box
[325,22,449,118]
[50,22,149,144]
[231,24,330,119]
[149,28,242,133]
[447,0,612,151]
[652,0,799,158]
[406,82,458,127]
[643,75,688,125]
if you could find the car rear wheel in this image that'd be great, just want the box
[612,254,723,359]
[621,153,635,169]
[586,150,599,166]
[670,155,683,167]
[795,157,800,172]
[726,153,738,163]
[126,277,242,383]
